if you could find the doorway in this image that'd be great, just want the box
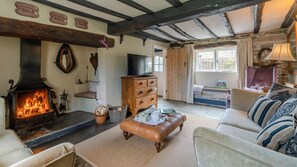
[153,46,166,98]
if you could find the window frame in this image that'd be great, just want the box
[195,47,237,73]
[154,55,164,72]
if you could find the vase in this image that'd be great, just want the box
[95,113,107,124]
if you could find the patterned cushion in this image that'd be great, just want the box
[268,95,297,124]
[257,114,295,150]
[266,82,297,103]
[248,96,281,128]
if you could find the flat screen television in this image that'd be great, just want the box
[127,54,153,76]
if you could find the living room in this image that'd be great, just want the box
[0,0,297,166]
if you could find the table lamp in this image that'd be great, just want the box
[265,43,296,84]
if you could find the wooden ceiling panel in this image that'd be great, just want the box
[143,29,176,41]
[227,7,254,34]
[260,0,294,32]
[47,0,124,22]
[175,20,213,40]
[199,14,231,37]
[87,0,145,18]
[132,0,172,12]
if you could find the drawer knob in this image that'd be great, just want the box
[150,81,154,84]
[139,82,143,85]
[139,101,143,104]
[150,98,154,101]
[138,91,143,95]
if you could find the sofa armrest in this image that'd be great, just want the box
[10,142,76,167]
[230,88,264,111]
[193,127,297,167]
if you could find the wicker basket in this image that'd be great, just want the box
[94,113,107,124]
[108,106,127,123]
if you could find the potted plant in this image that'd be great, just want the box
[94,106,108,124]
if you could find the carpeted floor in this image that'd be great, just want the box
[75,113,219,167]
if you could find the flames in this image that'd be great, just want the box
[16,90,52,119]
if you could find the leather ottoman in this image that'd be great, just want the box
[120,113,186,152]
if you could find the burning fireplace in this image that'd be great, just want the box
[8,39,55,131]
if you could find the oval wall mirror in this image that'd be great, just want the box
[56,44,76,73]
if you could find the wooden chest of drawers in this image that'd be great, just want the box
[121,76,158,116]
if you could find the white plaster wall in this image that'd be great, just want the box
[194,72,237,88]
[98,36,168,106]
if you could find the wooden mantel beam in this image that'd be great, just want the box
[0,17,114,48]
[108,0,270,35]
[281,1,297,28]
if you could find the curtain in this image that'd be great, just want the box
[236,38,253,89]
[186,45,194,103]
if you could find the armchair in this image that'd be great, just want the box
[245,66,276,92]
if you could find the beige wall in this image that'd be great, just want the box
[0,0,169,112]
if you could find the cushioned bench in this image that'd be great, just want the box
[120,113,186,152]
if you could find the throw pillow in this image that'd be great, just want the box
[257,114,295,150]
[268,95,297,124]
[248,96,281,128]
[266,82,297,103]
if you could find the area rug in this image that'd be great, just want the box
[75,114,219,167]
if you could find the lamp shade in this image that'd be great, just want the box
[265,43,296,61]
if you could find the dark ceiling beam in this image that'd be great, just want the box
[165,0,182,8]
[193,19,218,38]
[32,0,115,24]
[68,0,133,20]
[117,0,154,15]
[281,1,297,28]
[253,3,265,33]
[153,28,185,42]
[218,13,235,36]
[108,0,270,35]
[168,24,197,40]
[129,31,171,43]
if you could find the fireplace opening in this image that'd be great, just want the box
[16,89,53,119]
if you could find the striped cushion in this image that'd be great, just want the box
[257,114,295,150]
[248,96,281,128]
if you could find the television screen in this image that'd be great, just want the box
[127,54,153,76]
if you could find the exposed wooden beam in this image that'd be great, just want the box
[168,24,197,40]
[165,0,182,8]
[117,0,154,15]
[281,1,297,28]
[68,0,133,20]
[154,28,185,42]
[32,0,115,24]
[218,13,235,36]
[108,0,270,35]
[129,31,171,43]
[0,17,114,48]
[194,41,237,50]
[253,3,265,33]
[193,19,218,39]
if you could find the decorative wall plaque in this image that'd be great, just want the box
[75,18,88,29]
[15,2,39,18]
[50,11,67,25]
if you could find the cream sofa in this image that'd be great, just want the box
[193,88,297,167]
[0,98,76,167]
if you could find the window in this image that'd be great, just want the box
[154,56,163,72]
[195,48,237,72]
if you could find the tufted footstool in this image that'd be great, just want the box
[120,113,186,152]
